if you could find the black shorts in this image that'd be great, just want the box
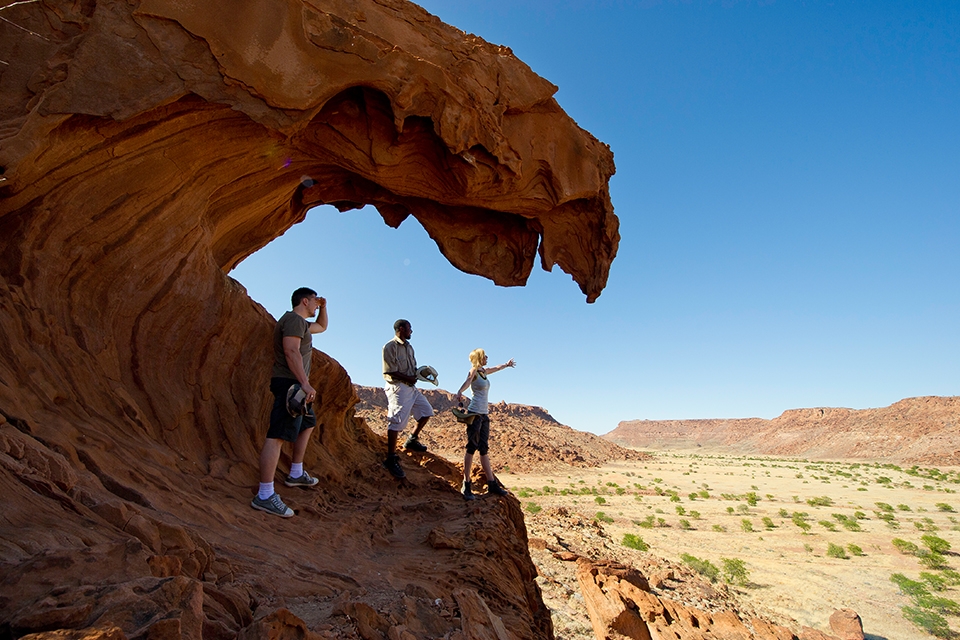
[267,377,317,442]
[465,414,490,455]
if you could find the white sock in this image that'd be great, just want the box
[258,482,274,500]
[289,462,303,478]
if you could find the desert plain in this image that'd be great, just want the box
[501,451,960,640]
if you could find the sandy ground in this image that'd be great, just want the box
[498,450,960,640]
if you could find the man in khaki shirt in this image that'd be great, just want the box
[381,319,434,478]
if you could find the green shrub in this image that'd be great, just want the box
[827,543,848,559]
[921,534,952,555]
[721,557,749,586]
[698,489,710,499]
[525,502,542,514]
[741,519,754,533]
[876,512,900,528]
[679,519,692,530]
[840,518,862,532]
[902,606,952,638]
[595,511,614,524]
[876,502,895,512]
[939,569,960,586]
[675,505,686,516]
[778,508,789,518]
[891,573,930,597]
[745,492,759,506]
[595,496,606,505]
[681,553,719,583]
[689,510,701,520]
[819,520,838,532]
[762,517,775,530]
[935,502,955,512]
[847,544,864,556]
[806,496,833,507]
[637,515,655,529]
[918,551,948,570]
[897,504,912,511]
[792,512,812,533]
[670,494,681,503]
[622,534,649,551]
[712,524,726,532]
[892,538,920,555]
[915,517,939,532]
[726,506,735,515]
[914,594,960,615]
[736,504,750,514]
[920,572,949,591]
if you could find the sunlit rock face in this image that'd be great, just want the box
[0,1,616,637]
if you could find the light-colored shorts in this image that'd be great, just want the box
[385,382,434,432]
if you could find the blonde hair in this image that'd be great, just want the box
[468,348,486,367]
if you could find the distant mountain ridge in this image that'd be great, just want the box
[605,396,960,465]
[354,385,647,473]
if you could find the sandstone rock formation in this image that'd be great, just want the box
[0,1,618,638]
[827,609,864,640]
[575,558,827,640]
[354,385,648,474]
[606,396,960,464]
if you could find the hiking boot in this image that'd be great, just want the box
[383,454,406,479]
[461,480,476,501]
[251,493,294,518]
[487,479,509,496]
[403,436,428,452]
[284,469,319,488]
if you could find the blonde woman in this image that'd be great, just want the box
[455,348,516,500]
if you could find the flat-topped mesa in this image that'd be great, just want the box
[1,0,618,302]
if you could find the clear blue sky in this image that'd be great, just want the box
[231,0,959,435]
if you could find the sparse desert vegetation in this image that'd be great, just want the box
[505,452,960,640]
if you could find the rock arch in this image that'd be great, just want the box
[0,1,616,637]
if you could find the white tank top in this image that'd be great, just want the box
[467,371,490,414]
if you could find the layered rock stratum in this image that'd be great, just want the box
[0,1,618,638]
[353,386,648,474]
[606,396,960,465]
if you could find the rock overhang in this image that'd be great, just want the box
[1,0,618,302]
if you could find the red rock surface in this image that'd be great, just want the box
[827,609,864,640]
[606,397,960,464]
[0,1,618,638]
[575,558,826,640]
[354,386,648,474]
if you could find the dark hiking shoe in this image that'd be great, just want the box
[487,479,509,496]
[284,470,319,488]
[383,454,406,479]
[403,436,428,452]
[251,493,294,517]
[461,480,476,501]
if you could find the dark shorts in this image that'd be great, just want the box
[465,413,490,455]
[267,377,317,442]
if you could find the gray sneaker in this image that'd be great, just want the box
[404,436,428,452]
[284,470,319,488]
[383,454,406,479]
[251,493,294,517]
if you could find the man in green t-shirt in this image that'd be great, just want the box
[251,287,328,517]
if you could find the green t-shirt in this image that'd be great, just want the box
[272,311,311,380]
